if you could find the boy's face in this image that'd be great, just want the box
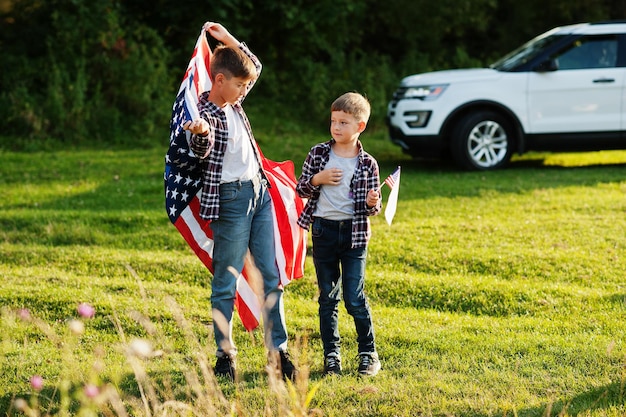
[215,74,253,106]
[330,111,366,145]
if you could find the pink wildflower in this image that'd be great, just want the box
[77,303,95,319]
[18,308,31,321]
[29,375,44,391]
[84,384,100,398]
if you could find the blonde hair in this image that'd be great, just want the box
[331,92,371,123]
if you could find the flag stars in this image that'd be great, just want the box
[163,37,305,330]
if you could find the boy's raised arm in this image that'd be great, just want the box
[203,22,239,48]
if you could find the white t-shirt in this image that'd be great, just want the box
[220,104,259,183]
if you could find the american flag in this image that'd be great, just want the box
[384,166,401,189]
[164,30,307,331]
[383,166,401,225]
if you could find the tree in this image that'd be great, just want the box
[0,0,170,142]
[1,0,622,142]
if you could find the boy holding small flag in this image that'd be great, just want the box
[296,92,382,376]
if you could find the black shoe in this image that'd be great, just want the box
[323,354,342,376]
[214,354,236,381]
[357,352,381,377]
[279,351,297,381]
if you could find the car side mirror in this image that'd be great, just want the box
[533,59,558,72]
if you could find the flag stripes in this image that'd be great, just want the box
[165,30,306,331]
[383,166,401,226]
[384,167,400,189]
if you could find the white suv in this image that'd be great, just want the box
[386,21,626,170]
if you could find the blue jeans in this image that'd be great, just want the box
[210,176,288,356]
[311,217,376,358]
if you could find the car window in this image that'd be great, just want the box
[554,36,618,70]
[491,34,565,71]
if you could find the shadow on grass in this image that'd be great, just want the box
[3,148,625,212]
[511,381,625,417]
[376,152,626,202]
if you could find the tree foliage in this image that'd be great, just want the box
[0,0,170,142]
[0,0,624,142]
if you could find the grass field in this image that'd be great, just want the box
[1,129,626,416]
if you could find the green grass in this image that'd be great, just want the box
[1,130,626,416]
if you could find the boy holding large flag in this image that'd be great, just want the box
[182,22,296,381]
[296,92,382,377]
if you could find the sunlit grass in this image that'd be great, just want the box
[1,133,626,416]
[513,149,626,167]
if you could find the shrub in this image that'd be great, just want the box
[0,0,172,143]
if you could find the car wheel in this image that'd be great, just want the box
[450,111,514,170]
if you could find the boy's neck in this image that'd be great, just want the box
[208,90,228,108]
[331,140,359,158]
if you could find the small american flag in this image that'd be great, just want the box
[383,166,401,225]
[384,166,401,189]
[164,30,307,331]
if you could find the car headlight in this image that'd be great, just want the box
[402,84,448,100]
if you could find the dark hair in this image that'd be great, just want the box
[331,92,371,123]
[210,45,256,80]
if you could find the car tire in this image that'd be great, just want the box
[450,110,514,171]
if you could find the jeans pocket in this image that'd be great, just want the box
[311,222,323,238]
[219,187,238,202]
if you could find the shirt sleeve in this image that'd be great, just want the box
[189,97,226,159]
[189,113,219,159]
[365,156,382,216]
[296,149,322,198]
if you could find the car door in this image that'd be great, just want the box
[527,35,624,134]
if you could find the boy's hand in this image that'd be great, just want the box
[183,119,209,136]
[203,21,238,47]
[312,168,343,186]
[366,189,380,208]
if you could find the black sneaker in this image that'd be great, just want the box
[323,354,342,376]
[214,354,236,381]
[357,352,381,377]
[279,351,297,381]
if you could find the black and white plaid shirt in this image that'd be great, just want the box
[296,139,381,248]
[189,42,263,221]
